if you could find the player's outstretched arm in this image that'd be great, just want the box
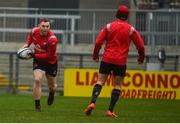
[130,29,145,64]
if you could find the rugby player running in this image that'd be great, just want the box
[84,5,145,117]
[23,18,58,112]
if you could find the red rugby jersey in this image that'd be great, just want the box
[26,27,58,64]
[93,19,145,65]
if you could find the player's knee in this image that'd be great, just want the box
[34,79,41,86]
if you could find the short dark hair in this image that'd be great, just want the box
[39,18,49,23]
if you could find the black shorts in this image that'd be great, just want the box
[99,61,126,77]
[33,59,58,77]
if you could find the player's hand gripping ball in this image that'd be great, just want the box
[17,47,34,60]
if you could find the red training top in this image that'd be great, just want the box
[93,19,145,65]
[26,27,58,64]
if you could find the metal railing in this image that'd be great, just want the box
[0,51,179,94]
[0,7,180,46]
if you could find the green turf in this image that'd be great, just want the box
[0,94,180,123]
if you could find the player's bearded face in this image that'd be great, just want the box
[39,22,50,36]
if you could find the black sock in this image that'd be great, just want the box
[90,84,102,104]
[49,91,55,96]
[35,100,40,107]
[108,89,120,112]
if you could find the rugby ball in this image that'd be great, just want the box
[17,47,33,60]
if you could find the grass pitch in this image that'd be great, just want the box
[0,94,180,123]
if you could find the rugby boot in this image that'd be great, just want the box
[84,103,95,115]
[106,110,118,117]
[35,105,41,112]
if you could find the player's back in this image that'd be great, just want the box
[103,20,132,65]
[106,20,131,48]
